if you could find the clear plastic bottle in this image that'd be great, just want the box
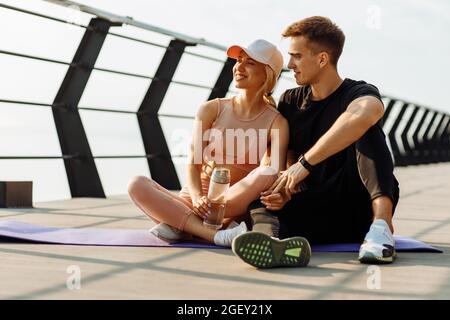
[203,167,230,230]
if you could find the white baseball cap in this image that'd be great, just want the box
[227,39,284,77]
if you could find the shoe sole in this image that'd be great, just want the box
[358,250,397,264]
[148,230,192,244]
[232,231,311,268]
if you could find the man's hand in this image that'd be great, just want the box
[260,189,291,211]
[266,162,310,196]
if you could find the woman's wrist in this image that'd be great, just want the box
[190,191,203,202]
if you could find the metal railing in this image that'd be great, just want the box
[0,1,449,199]
[380,98,449,166]
[0,1,237,197]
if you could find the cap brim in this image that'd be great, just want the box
[227,45,268,66]
[227,41,283,78]
[226,45,244,59]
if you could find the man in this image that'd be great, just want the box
[232,16,400,268]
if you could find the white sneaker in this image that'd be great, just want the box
[214,222,248,247]
[149,223,192,243]
[359,219,396,264]
[226,220,240,230]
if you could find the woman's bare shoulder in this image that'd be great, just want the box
[196,98,221,122]
[272,113,289,129]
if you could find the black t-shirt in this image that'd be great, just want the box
[278,78,384,187]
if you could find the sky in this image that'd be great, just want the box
[2,0,450,110]
[0,0,449,201]
[64,0,450,112]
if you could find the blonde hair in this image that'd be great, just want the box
[256,65,277,108]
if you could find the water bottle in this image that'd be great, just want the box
[203,167,230,230]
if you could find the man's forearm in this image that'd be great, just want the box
[304,110,377,166]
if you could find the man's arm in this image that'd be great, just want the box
[304,95,384,165]
[268,95,385,195]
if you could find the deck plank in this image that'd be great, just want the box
[1,163,449,299]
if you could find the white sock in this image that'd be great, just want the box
[214,222,247,247]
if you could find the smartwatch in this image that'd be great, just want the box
[298,154,314,173]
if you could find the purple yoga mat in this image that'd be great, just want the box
[0,220,442,253]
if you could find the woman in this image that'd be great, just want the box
[127,39,289,247]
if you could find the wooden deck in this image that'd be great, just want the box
[0,163,449,299]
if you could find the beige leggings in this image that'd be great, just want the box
[127,166,277,231]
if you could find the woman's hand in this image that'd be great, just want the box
[260,189,291,211]
[266,162,310,197]
[192,195,210,219]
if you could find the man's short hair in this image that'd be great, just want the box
[282,16,345,66]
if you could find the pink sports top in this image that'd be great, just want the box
[202,97,280,184]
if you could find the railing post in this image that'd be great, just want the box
[443,119,450,161]
[420,111,438,163]
[138,39,194,190]
[429,114,446,163]
[382,98,397,126]
[438,117,450,161]
[52,18,119,197]
[208,57,235,100]
[400,105,420,165]
[387,102,409,166]
[411,109,430,164]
